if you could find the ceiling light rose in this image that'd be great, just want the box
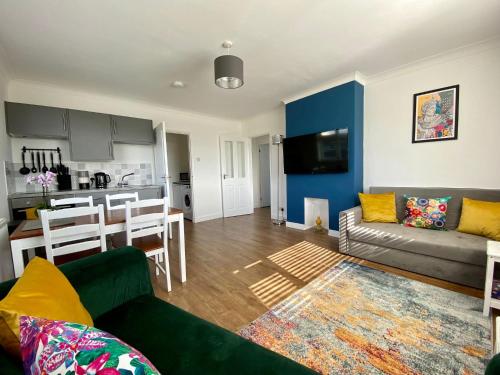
[214,40,244,89]
[171,80,185,88]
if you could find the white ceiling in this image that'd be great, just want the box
[0,0,499,120]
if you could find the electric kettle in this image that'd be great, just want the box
[94,172,111,189]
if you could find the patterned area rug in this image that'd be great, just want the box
[239,261,491,374]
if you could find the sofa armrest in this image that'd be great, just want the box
[59,247,154,320]
[339,206,362,254]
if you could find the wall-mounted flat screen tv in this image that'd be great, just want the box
[283,128,348,174]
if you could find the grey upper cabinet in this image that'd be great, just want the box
[5,102,69,139]
[111,115,154,144]
[68,110,114,161]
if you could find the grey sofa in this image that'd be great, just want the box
[339,187,500,289]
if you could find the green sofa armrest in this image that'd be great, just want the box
[486,353,500,375]
[58,247,154,319]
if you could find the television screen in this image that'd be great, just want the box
[283,129,348,174]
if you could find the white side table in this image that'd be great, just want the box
[484,240,500,316]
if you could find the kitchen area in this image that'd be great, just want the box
[0,101,192,280]
[5,102,164,230]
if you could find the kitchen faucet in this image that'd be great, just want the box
[118,172,135,187]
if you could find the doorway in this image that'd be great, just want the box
[252,135,271,208]
[166,132,193,220]
[220,136,253,217]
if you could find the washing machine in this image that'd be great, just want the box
[181,184,193,220]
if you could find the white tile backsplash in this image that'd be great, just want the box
[5,161,153,194]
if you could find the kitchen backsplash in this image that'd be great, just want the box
[4,161,153,194]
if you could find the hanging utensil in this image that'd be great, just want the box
[58,151,63,175]
[19,151,30,175]
[41,152,48,173]
[36,152,41,173]
[30,152,37,173]
[49,152,57,173]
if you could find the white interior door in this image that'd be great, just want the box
[259,143,271,207]
[220,136,253,217]
[154,122,169,199]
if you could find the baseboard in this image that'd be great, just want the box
[328,229,340,237]
[286,221,339,237]
[285,221,306,230]
[193,212,222,223]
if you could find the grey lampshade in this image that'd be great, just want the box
[214,55,244,89]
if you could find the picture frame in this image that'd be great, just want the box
[412,84,459,143]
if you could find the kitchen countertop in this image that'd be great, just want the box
[8,185,162,199]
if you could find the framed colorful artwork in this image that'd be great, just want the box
[412,85,459,143]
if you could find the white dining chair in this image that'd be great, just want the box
[40,205,107,265]
[50,196,94,207]
[105,192,139,211]
[112,197,171,291]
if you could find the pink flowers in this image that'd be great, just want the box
[26,171,57,189]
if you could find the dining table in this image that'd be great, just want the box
[9,207,186,281]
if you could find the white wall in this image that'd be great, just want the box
[365,40,500,190]
[251,135,269,208]
[242,106,286,220]
[7,80,242,222]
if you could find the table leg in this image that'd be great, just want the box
[178,215,186,283]
[484,256,494,316]
[11,241,25,278]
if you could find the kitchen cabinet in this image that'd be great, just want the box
[138,187,161,199]
[111,115,154,145]
[68,110,114,161]
[5,102,68,139]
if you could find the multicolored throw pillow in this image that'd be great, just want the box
[403,195,451,230]
[20,316,159,375]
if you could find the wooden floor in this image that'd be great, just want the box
[152,207,483,332]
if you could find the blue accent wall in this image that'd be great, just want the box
[286,80,364,230]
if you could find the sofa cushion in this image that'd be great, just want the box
[369,186,500,230]
[95,295,315,375]
[348,222,487,266]
[402,195,451,230]
[20,315,159,375]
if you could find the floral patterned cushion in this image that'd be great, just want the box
[19,315,159,375]
[403,195,452,230]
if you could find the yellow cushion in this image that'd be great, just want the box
[0,257,93,358]
[457,198,500,241]
[358,192,398,223]
[25,207,38,220]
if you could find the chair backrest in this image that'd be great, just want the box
[106,192,139,211]
[40,205,107,264]
[50,196,94,207]
[125,197,168,247]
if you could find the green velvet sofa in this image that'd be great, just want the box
[0,247,315,374]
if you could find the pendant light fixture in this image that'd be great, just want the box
[214,40,244,89]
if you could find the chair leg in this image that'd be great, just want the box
[154,254,160,276]
[164,247,171,292]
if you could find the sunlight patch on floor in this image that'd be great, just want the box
[244,260,262,269]
[249,272,298,308]
[268,241,350,282]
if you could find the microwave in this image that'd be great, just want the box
[179,172,190,182]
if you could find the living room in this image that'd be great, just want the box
[0,1,499,374]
